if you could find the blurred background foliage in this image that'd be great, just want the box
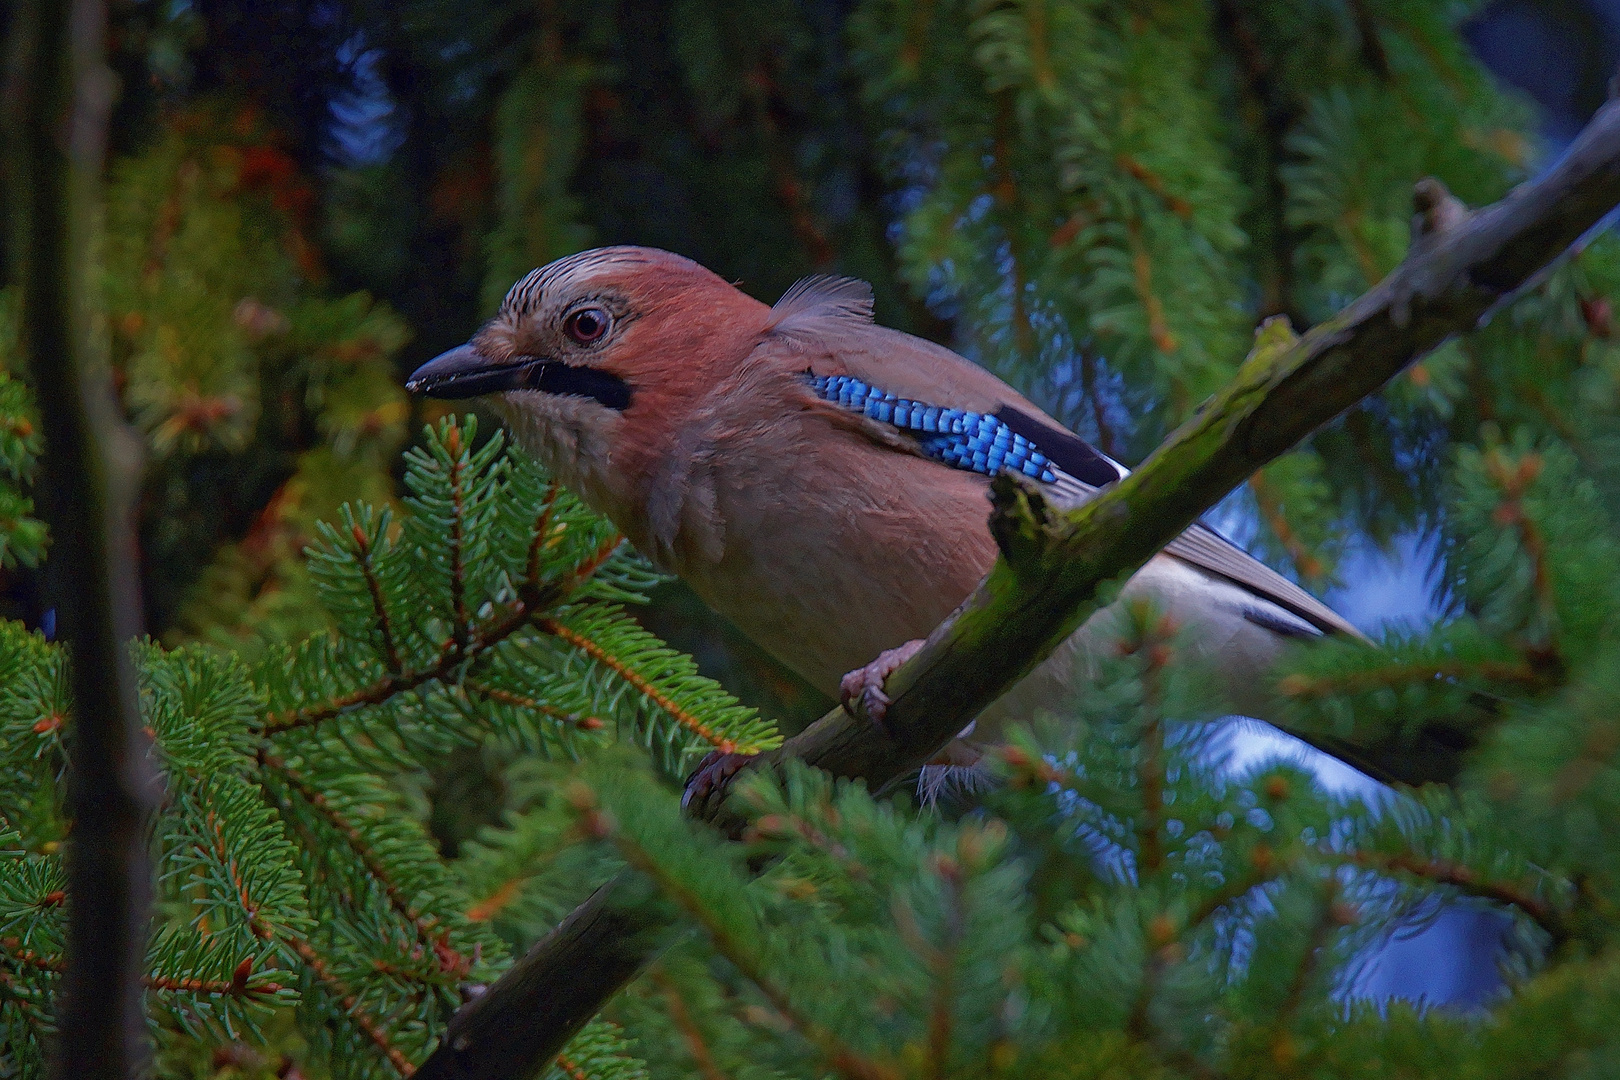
[6,0,1620,1073]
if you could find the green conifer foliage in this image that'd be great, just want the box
[0,295,46,573]
[12,1,1620,1077]
[0,417,776,1077]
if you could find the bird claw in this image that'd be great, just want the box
[839,638,926,732]
[682,750,754,813]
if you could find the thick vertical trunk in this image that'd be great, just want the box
[3,2,152,1076]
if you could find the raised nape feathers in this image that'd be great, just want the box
[766,275,876,342]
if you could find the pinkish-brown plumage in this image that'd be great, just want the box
[407,245,1365,778]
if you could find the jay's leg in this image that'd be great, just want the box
[686,640,974,813]
[840,638,926,731]
[682,750,753,812]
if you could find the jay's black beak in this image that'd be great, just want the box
[405,344,632,410]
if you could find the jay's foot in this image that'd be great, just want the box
[840,638,926,731]
[682,750,754,813]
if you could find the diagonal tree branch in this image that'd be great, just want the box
[417,97,1620,1080]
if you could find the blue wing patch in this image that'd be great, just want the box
[807,373,1058,483]
[994,404,1124,488]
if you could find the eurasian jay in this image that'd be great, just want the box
[406,246,1363,783]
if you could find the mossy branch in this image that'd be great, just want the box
[418,98,1620,1080]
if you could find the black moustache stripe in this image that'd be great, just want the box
[407,358,632,410]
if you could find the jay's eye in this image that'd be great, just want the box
[564,308,610,344]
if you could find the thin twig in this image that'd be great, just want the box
[353,523,404,675]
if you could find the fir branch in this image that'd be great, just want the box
[1125,910,1215,1078]
[1,939,61,972]
[526,481,563,588]
[262,427,622,738]
[538,618,740,753]
[1116,154,1192,220]
[1271,878,1341,1041]
[0,964,57,1028]
[553,1054,588,1080]
[602,821,894,1080]
[744,812,868,883]
[1247,472,1325,582]
[203,809,274,942]
[550,533,630,601]
[465,879,526,924]
[464,683,606,732]
[1341,849,1562,938]
[1185,862,1285,933]
[1125,608,1173,876]
[285,933,417,1076]
[1276,658,1542,699]
[919,868,961,1080]
[261,607,525,735]
[265,478,623,737]
[1124,217,1177,357]
[446,424,471,652]
[649,967,730,1080]
[263,756,462,972]
[143,969,284,998]
[1482,446,1559,645]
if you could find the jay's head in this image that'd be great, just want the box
[407,245,768,412]
[406,246,770,509]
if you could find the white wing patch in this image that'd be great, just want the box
[1041,466,1364,641]
[767,275,875,342]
